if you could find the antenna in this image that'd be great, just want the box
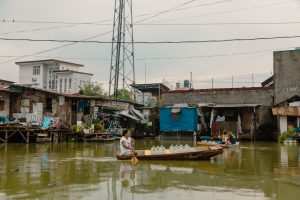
[109,0,135,100]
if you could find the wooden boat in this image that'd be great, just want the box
[116,147,223,160]
[88,134,115,142]
[283,139,298,144]
[197,141,240,148]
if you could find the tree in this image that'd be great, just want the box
[79,83,106,97]
[114,89,133,101]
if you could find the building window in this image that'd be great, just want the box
[55,80,58,91]
[69,78,72,93]
[59,79,63,93]
[33,66,40,75]
[64,79,67,93]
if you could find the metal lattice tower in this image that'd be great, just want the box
[109,0,135,99]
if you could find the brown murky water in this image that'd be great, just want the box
[0,140,300,200]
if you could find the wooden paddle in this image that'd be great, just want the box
[131,150,138,165]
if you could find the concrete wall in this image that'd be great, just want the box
[274,50,300,104]
[73,72,92,93]
[17,61,91,94]
[278,116,287,134]
[162,87,274,125]
[18,64,43,88]
[59,63,80,71]
[162,88,273,106]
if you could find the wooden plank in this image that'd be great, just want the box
[20,132,27,143]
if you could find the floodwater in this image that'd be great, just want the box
[0,140,300,200]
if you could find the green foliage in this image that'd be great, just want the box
[278,130,295,143]
[71,125,83,133]
[92,118,99,124]
[83,123,90,129]
[147,98,157,106]
[114,89,133,101]
[79,83,106,97]
[94,120,105,132]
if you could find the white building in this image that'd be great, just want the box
[16,59,93,94]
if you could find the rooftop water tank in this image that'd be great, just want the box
[184,80,190,88]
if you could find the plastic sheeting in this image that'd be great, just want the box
[160,107,198,131]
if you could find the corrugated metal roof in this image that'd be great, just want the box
[272,106,300,116]
[198,103,261,108]
[164,87,272,94]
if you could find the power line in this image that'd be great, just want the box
[134,0,232,19]
[0,30,113,64]
[136,21,300,26]
[175,0,232,11]
[1,35,300,44]
[148,0,298,23]
[0,0,210,65]
[1,19,111,25]
[0,46,295,62]
[0,24,81,36]
[2,20,300,37]
[0,0,206,26]
[135,0,199,23]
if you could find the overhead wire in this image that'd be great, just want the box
[1,0,299,66]
[135,21,300,26]
[0,0,207,64]
[0,30,113,65]
[146,0,298,23]
[175,0,232,11]
[134,0,232,19]
[0,46,295,62]
[1,35,300,44]
[0,0,202,26]
[0,24,82,36]
[135,0,199,23]
[0,0,231,65]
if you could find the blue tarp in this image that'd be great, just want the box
[42,117,52,129]
[160,107,198,131]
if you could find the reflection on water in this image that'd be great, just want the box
[0,141,300,200]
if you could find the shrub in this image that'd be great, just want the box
[278,130,295,143]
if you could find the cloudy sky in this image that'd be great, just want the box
[1,0,300,89]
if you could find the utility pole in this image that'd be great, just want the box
[109,0,135,100]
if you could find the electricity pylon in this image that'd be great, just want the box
[109,0,135,100]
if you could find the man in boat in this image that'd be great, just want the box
[222,130,236,145]
[119,129,137,157]
[221,131,231,144]
[227,131,237,144]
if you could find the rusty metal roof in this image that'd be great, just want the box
[272,106,300,116]
[198,103,261,108]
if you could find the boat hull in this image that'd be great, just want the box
[116,148,223,160]
[197,142,239,148]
